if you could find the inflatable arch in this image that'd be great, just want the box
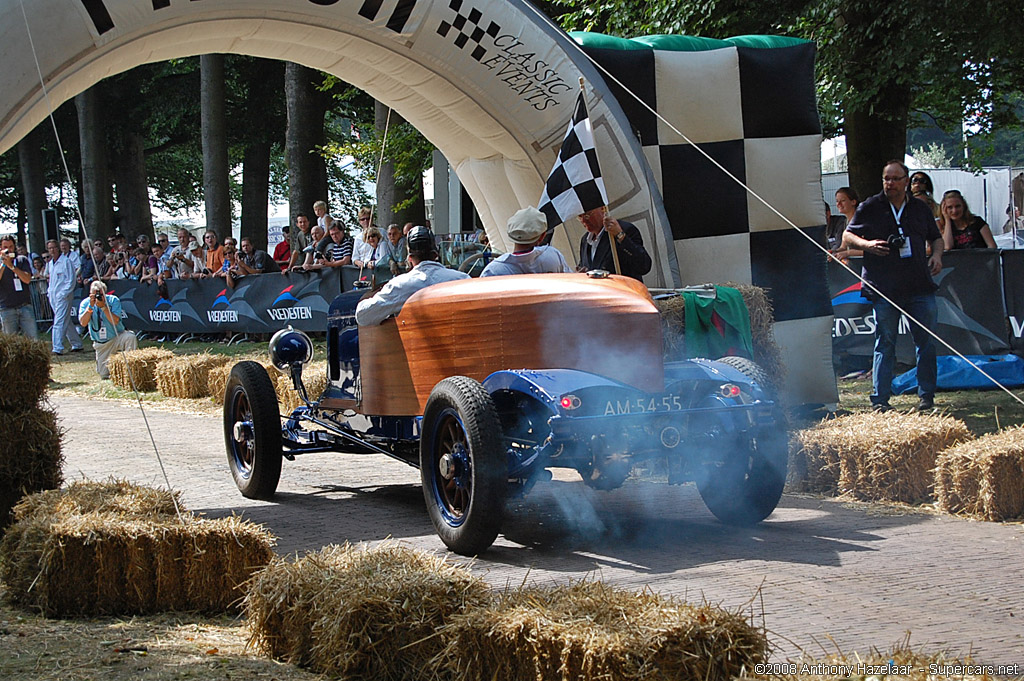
[0,0,836,404]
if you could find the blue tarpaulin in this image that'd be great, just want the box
[892,354,1024,394]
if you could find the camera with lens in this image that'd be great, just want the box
[886,233,906,248]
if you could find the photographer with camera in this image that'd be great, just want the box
[0,235,37,338]
[78,280,137,379]
[843,160,945,412]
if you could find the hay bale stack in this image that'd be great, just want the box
[0,406,63,536]
[792,412,971,503]
[0,481,275,617]
[0,334,50,410]
[653,284,783,393]
[275,369,329,412]
[107,347,174,392]
[439,580,766,681]
[244,543,491,679]
[936,426,1024,520]
[155,353,232,399]
[0,335,60,535]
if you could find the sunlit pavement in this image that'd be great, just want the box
[61,395,1023,665]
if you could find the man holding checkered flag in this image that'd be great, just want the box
[538,87,652,281]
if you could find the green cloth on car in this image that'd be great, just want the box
[681,286,754,360]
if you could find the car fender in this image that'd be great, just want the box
[482,368,640,411]
[669,358,772,401]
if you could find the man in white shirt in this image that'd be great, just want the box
[44,239,84,355]
[481,206,572,277]
[355,227,469,326]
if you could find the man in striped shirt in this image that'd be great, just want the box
[304,223,352,270]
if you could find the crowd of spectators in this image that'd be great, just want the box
[829,171,1007,262]
[15,200,499,310]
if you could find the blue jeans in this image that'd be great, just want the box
[0,303,38,339]
[49,291,82,354]
[871,294,937,406]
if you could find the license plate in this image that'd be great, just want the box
[603,394,683,416]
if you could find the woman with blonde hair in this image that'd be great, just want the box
[940,190,995,250]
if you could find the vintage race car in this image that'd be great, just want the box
[223,272,788,555]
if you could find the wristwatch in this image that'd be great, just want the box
[615,231,625,243]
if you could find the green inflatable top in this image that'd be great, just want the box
[570,33,810,51]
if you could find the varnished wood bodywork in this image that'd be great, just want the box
[359,273,664,415]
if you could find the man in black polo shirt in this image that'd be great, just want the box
[843,160,944,412]
[236,237,281,275]
[0,235,38,338]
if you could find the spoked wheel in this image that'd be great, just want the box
[420,376,506,555]
[224,361,282,500]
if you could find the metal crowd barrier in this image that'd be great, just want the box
[29,279,53,332]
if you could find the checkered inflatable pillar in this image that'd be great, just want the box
[578,34,836,405]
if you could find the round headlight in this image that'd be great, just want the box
[268,326,313,371]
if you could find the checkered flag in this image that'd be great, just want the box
[538,90,608,229]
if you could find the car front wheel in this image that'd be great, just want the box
[224,361,282,500]
[420,376,506,555]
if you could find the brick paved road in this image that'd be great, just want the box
[55,395,1023,666]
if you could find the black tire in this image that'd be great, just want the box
[420,376,506,555]
[696,429,787,525]
[696,357,787,525]
[224,361,283,500]
[714,355,772,394]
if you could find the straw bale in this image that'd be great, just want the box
[107,347,174,392]
[654,284,783,394]
[729,283,784,394]
[209,357,280,405]
[935,426,1024,521]
[275,369,329,413]
[155,352,232,399]
[792,412,971,503]
[10,478,184,524]
[244,542,491,679]
[0,405,63,534]
[1,506,275,617]
[0,334,50,410]
[438,580,766,681]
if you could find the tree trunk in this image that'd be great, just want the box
[75,86,114,242]
[17,126,48,253]
[241,141,271,251]
[285,62,328,222]
[375,101,398,230]
[844,83,912,203]
[202,54,231,240]
[113,130,154,241]
[374,103,426,228]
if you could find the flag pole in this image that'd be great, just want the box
[579,77,621,276]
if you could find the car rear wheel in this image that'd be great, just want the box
[420,376,506,555]
[696,357,787,525]
[224,361,282,500]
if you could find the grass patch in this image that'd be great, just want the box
[834,376,1024,436]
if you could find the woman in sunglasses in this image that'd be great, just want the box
[940,190,996,250]
[909,171,941,220]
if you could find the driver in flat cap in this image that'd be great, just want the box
[480,207,572,277]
